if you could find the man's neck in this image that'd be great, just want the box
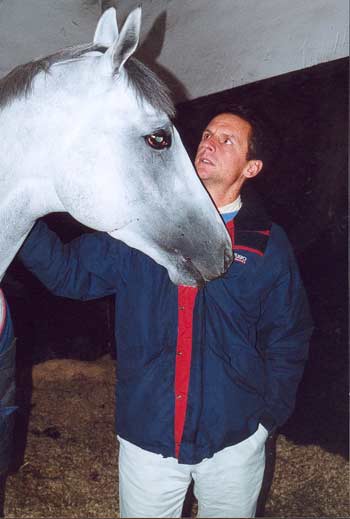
[203,179,244,208]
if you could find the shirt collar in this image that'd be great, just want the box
[219,196,242,215]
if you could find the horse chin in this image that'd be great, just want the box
[166,261,206,288]
[169,274,204,288]
[108,228,205,287]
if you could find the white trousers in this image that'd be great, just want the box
[118,424,268,518]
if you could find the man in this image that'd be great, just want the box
[18,106,313,518]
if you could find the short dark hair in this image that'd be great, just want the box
[207,103,264,161]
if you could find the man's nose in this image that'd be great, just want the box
[203,135,215,151]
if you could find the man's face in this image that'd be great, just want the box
[195,113,252,195]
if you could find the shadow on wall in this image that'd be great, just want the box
[103,3,190,101]
[135,10,189,102]
[176,57,349,459]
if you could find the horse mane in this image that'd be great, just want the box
[124,58,175,119]
[0,44,175,118]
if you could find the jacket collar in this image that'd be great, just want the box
[227,186,272,256]
[235,185,271,232]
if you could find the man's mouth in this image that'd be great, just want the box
[198,156,214,166]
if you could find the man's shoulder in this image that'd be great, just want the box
[264,223,298,270]
[268,223,293,250]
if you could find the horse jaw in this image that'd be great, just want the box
[108,227,206,288]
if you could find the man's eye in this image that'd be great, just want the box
[145,130,172,150]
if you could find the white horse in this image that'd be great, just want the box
[0,6,232,299]
[0,6,232,488]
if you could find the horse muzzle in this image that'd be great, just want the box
[169,242,233,288]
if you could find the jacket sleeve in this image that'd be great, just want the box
[18,220,131,300]
[258,233,313,432]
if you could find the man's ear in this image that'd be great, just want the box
[244,160,263,179]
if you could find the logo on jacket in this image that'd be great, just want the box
[234,252,247,264]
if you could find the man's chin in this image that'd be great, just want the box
[196,163,211,177]
[197,169,214,183]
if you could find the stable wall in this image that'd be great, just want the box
[0,0,348,102]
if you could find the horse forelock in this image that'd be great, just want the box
[0,43,175,119]
[0,44,105,108]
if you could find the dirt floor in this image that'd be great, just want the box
[3,355,349,518]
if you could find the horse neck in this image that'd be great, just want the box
[0,81,69,327]
[0,167,63,274]
[0,180,38,282]
[0,219,30,331]
[0,104,61,285]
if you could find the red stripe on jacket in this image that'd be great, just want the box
[174,285,198,458]
[173,218,267,457]
[226,219,235,246]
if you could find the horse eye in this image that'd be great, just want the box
[145,130,172,150]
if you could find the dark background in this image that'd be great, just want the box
[4,57,348,458]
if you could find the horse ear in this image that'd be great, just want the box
[108,6,142,71]
[93,7,119,47]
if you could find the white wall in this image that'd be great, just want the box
[0,0,100,77]
[0,0,348,102]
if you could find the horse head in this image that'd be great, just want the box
[1,8,232,286]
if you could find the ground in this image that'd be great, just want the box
[4,355,349,518]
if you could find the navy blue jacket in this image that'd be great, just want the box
[19,190,313,464]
